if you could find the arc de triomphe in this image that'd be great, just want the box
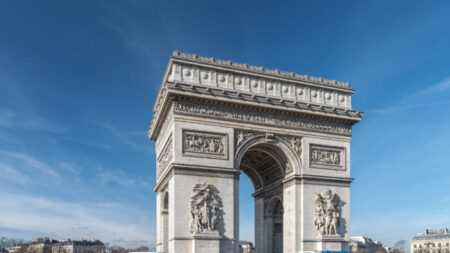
[148,51,363,253]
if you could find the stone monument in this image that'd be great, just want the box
[148,51,363,253]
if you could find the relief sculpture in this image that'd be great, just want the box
[190,183,222,234]
[183,130,227,158]
[312,150,340,165]
[310,145,344,169]
[314,189,341,236]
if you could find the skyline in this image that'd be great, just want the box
[1,0,450,248]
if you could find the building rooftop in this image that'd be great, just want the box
[54,239,104,246]
[413,228,450,240]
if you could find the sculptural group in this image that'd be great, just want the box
[314,189,341,235]
[190,183,222,234]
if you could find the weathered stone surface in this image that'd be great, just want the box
[149,52,363,253]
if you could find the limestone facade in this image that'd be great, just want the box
[411,229,450,253]
[149,52,363,253]
[350,236,389,253]
[8,239,104,253]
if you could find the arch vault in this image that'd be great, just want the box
[148,52,363,253]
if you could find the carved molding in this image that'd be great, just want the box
[314,189,341,236]
[182,130,228,159]
[174,100,352,136]
[148,52,364,140]
[190,183,223,235]
[310,144,345,170]
[157,136,172,179]
[172,51,352,90]
[155,107,173,149]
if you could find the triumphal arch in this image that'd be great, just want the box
[148,51,363,253]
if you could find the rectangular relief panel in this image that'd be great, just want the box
[182,130,228,159]
[157,136,172,179]
[310,144,345,170]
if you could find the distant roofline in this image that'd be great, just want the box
[171,51,352,90]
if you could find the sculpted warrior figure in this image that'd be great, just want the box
[314,189,341,236]
[190,183,222,234]
[191,206,203,233]
[236,131,245,147]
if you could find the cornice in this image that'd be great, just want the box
[148,51,364,141]
[171,51,353,90]
[168,82,363,120]
[149,91,362,140]
[283,174,354,187]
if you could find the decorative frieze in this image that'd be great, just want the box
[169,63,351,109]
[190,183,223,234]
[314,189,341,236]
[182,130,228,159]
[310,144,345,170]
[171,51,352,90]
[175,100,352,136]
[157,137,172,179]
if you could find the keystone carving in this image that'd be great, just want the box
[190,183,222,234]
[314,189,341,236]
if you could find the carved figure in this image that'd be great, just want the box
[174,100,353,137]
[184,132,225,155]
[311,149,341,165]
[190,183,222,234]
[314,189,341,236]
[236,131,245,147]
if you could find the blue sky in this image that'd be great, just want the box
[0,0,449,249]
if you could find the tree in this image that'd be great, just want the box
[392,240,407,253]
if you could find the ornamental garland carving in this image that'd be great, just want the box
[314,189,341,236]
[190,183,222,234]
[174,100,352,136]
[182,130,227,159]
[157,137,172,179]
[310,144,345,170]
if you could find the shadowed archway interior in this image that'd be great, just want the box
[238,144,288,253]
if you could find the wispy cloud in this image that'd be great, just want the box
[372,77,450,114]
[57,161,82,173]
[0,150,59,178]
[96,122,149,152]
[87,141,112,149]
[407,77,450,99]
[98,170,138,187]
[0,107,66,134]
[98,5,164,71]
[0,162,29,185]
[96,169,152,191]
[0,192,154,247]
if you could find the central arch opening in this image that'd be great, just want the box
[238,143,288,253]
